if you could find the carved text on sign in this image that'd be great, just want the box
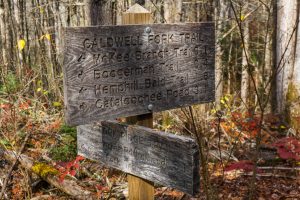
[77,121,200,195]
[63,23,215,126]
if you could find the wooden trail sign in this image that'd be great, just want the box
[77,121,200,195]
[63,23,215,126]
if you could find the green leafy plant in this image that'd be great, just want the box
[49,124,77,161]
[0,72,20,94]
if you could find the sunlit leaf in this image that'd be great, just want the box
[240,15,245,21]
[18,39,26,51]
[40,33,51,41]
[0,139,11,147]
[37,80,43,86]
[45,33,51,41]
[53,102,62,107]
[224,96,229,102]
[43,90,49,95]
[37,88,42,92]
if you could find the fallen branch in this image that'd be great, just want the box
[40,154,101,182]
[2,149,96,200]
[0,132,30,199]
[242,172,298,179]
[0,178,8,200]
[258,166,300,171]
[30,195,56,200]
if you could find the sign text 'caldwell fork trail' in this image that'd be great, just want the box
[63,23,215,126]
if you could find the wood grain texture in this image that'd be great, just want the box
[123,7,155,200]
[63,23,215,126]
[128,174,154,200]
[77,121,200,196]
[126,114,154,200]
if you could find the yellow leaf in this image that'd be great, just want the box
[18,39,26,51]
[241,15,245,21]
[221,99,225,104]
[53,102,62,107]
[224,96,229,102]
[40,34,51,41]
[43,90,49,95]
[280,125,286,129]
[45,34,51,41]
[37,80,43,86]
[37,88,42,92]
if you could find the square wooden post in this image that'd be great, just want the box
[122,4,154,200]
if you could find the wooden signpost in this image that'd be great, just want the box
[63,21,215,126]
[63,3,215,199]
[122,7,155,199]
[77,121,200,195]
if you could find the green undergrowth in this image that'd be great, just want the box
[0,71,20,94]
[49,124,77,161]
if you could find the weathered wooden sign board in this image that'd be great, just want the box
[63,23,215,126]
[77,121,200,195]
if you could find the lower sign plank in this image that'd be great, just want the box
[77,121,200,196]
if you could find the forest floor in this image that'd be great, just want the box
[1,98,300,199]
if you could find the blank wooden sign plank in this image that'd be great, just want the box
[63,23,215,126]
[77,121,200,195]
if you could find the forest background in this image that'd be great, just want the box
[0,0,300,199]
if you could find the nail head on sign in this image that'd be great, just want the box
[148,104,153,111]
[145,27,151,34]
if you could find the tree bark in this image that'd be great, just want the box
[241,9,250,107]
[227,32,233,94]
[294,4,300,96]
[164,0,182,23]
[0,0,7,67]
[215,0,227,109]
[13,0,24,78]
[85,0,113,26]
[275,0,298,113]
[289,2,300,130]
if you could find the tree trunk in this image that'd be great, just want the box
[289,2,300,130]
[227,32,233,95]
[0,0,7,68]
[164,0,182,23]
[294,4,300,95]
[13,0,23,78]
[241,15,250,106]
[215,0,227,109]
[116,0,127,25]
[85,0,113,26]
[275,0,298,114]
